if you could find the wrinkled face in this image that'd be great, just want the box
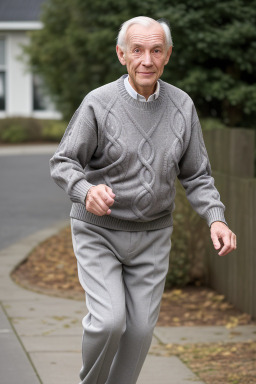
[116,23,172,98]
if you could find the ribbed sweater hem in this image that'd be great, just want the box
[70,204,173,231]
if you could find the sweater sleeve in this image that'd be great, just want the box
[177,107,227,227]
[49,96,98,205]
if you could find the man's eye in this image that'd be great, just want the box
[134,48,140,53]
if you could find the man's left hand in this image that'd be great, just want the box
[210,221,237,256]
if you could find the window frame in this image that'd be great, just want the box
[32,73,53,112]
[0,35,7,112]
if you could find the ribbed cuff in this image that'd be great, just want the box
[70,179,95,205]
[205,207,228,228]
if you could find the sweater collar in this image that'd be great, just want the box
[117,75,166,111]
[124,74,160,102]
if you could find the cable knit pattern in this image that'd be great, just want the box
[161,108,185,212]
[121,104,166,220]
[49,75,227,230]
[101,105,128,193]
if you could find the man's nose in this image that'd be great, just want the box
[142,52,153,66]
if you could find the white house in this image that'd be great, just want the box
[0,0,61,119]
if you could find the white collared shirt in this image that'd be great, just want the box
[124,74,160,102]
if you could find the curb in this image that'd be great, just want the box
[0,144,58,156]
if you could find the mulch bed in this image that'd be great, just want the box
[11,225,255,328]
[150,341,256,384]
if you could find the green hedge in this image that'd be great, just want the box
[0,117,67,143]
[200,117,226,131]
[165,115,225,288]
[165,180,209,288]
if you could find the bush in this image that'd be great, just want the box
[165,180,209,289]
[200,117,226,131]
[0,124,30,143]
[0,117,67,143]
[41,120,66,142]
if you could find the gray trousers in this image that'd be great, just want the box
[71,218,173,384]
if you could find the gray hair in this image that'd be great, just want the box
[117,16,173,51]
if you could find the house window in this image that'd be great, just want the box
[33,74,52,111]
[0,37,6,111]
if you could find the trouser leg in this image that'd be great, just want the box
[71,219,126,384]
[106,226,173,384]
[71,218,173,384]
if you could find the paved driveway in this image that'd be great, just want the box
[0,146,71,251]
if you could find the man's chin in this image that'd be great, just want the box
[136,75,157,85]
[137,73,156,81]
[137,81,157,90]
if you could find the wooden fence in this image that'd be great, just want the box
[203,128,256,318]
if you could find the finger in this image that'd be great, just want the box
[86,199,104,215]
[89,187,111,208]
[86,186,114,215]
[231,233,237,250]
[105,186,116,199]
[107,198,115,207]
[218,235,232,256]
[101,192,115,207]
[95,195,111,212]
[99,191,114,208]
[211,232,221,250]
[88,204,111,216]
[92,198,110,214]
[86,194,110,215]
[86,202,103,216]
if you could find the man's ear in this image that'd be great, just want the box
[116,45,126,65]
[164,46,173,65]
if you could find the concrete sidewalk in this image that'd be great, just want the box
[1,222,255,384]
[0,144,58,156]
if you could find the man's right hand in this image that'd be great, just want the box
[85,184,115,216]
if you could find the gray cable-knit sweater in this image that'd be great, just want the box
[49,75,226,231]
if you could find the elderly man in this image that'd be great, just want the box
[50,16,236,384]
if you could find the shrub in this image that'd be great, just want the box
[200,117,226,131]
[165,180,208,289]
[42,120,66,141]
[0,117,66,143]
[0,124,30,143]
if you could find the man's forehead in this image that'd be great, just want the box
[126,24,165,45]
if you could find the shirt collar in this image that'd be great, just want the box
[124,74,160,102]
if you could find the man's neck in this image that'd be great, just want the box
[125,76,159,102]
[128,77,157,100]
